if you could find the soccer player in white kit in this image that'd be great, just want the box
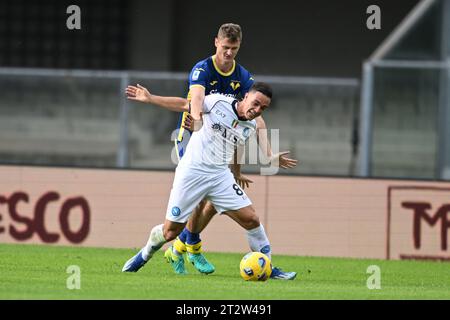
[122,82,296,280]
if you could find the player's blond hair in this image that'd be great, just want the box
[217,23,242,42]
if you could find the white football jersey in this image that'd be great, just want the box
[178,94,257,173]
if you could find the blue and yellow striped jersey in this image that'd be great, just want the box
[175,55,254,160]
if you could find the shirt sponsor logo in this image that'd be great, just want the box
[208,90,238,98]
[212,123,223,131]
[215,109,226,118]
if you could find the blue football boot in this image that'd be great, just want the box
[122,249,147,272]
[270,266,297,280]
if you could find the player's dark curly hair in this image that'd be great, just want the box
[250,82,273,99]
[218,23,242,42]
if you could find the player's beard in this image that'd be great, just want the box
[247,110,257,120]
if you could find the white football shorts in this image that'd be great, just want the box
[165,166,252,223]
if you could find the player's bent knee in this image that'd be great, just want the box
[163,229,178,242]
[163,224,182,241]
[163,220,185,241]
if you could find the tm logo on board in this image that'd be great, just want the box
[387,186,450,261]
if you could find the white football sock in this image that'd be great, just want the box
[142,224,166,261]
[246,224,272,260]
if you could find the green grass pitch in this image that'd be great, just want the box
[1,243,449,299]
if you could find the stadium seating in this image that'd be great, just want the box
[0,72,438,179]
[370,72,438,178]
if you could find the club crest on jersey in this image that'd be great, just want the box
[243,127,250,138]
[232,120,239,128]
[171,206,181,217]
[230,81,240,91]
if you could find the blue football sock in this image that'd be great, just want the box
[178,228,189,243]
[186,229,201,245]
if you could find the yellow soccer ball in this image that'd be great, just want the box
[239,252,272,281]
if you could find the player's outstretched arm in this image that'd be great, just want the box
[255,117,299,170]
[125,84,189,112]
[255,116,272,158]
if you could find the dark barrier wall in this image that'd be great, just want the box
[0,0,420,77]
[158,0,421,77]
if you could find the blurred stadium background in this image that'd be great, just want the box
[1,0,448,181]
